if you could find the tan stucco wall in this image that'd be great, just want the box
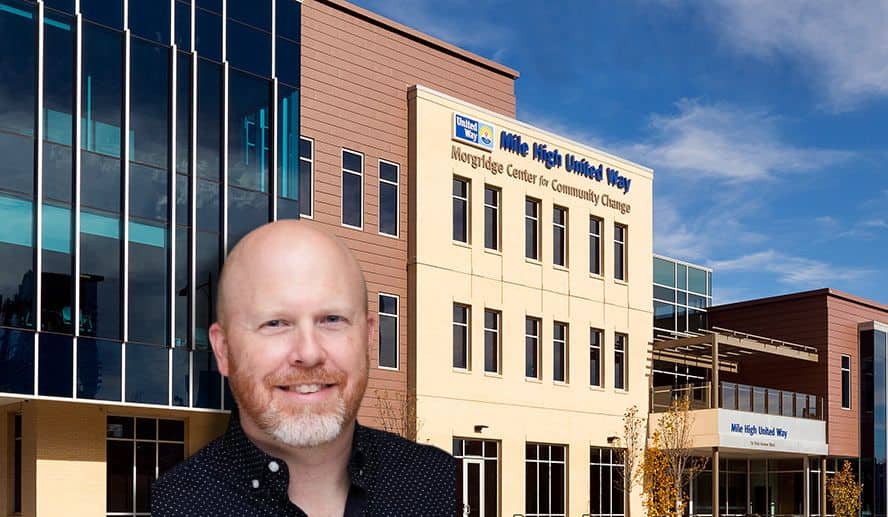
[5,399,227,517]
[409,86,653,516]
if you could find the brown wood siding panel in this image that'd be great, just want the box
[301,0,516,431]
[711,292,888,458]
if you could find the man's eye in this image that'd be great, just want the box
[263,320,284,328]
[323,315,344,324]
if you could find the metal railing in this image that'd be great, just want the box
[651,382,822,420]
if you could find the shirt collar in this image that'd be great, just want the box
[218,410,376,493]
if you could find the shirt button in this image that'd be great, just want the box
[268,461,280,473]
[252,479,260,489]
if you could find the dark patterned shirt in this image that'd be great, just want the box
[151,413,455,516]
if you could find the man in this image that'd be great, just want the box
[152,221,455,516]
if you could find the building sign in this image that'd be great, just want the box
[717,409,826,455]
[453,113,495,151]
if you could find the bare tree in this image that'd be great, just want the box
[374,389,422,441]
[614,405,644,517]
[654,397,707,515]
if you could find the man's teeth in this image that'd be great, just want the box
[287,384,323,394]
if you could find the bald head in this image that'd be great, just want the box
[215,220,368,326]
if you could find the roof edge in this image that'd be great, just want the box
[315,0,520,80]
[710,287,888,313]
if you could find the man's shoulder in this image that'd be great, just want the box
[151,436,226,511]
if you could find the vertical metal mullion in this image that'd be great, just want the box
[189,0,195,52]
[221,62,228,256]
[72,11,83,398]
[270,78,278,221]
[121,28,132,402]
[168,41,177,406]
[220,0,226,62]
[188,49,197,408]
[34,1,45,397]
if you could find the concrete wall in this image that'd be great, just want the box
[409,86,653,516]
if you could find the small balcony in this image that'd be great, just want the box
[651,381,823,420]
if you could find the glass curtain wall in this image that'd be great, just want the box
[0,0,301,411]
[653,255,712,334]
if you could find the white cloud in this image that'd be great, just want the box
[708,250,872,287]
[623,100,850,182]
[701,0,888,109]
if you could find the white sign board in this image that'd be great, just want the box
[716,409,827,455]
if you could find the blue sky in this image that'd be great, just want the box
[352,0,888,306]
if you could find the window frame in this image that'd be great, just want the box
[589,216,602,276]
[553,205,568,267]
[525,197,540,261]
[590,328,602,388]
[453,303,471,370]
[340,148,364,230]
[553,321,568,383]
[377,158,399,238]
[841,354,851,409]
[589,446,625,517]
[483,185,500,251]
[525,442,567,517]
[298,136,314,218]
[484,308,501,374]
[525,316,541,380]
[614,223,627,281]
[614,333,627,390]
[377,293,399,370]
[452,176,470,244]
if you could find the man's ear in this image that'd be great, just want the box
[365,312,377,357]
[209,322,230,377]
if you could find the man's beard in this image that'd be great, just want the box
[228,359,368,448]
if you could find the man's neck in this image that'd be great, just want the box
[240,414,355,516]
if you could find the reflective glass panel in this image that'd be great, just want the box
[172,347,189,406]
[129,0,170,43]
[130,38,170,168]
[228,187,268,250]
[82,22,122,157]
[688,267,708,295]
[128,220,168,345]
[176,53,191,175]
[176,174,189,226]
[174,1,191,50]
[227,20,271,77]
[299,138,313,217]
[0,328,34,394]
[0,0,36,137]
[125,343,168,404]
[196,59,221,180]
[130,164,169,222]
[80,210,121,339]
[43,143,73,203]
[106,440,133,512]
[195,8,221,62]
[81,0,122,29]
[228,71,270,191]
[276,37,300,87]
[42,203,74,333]
[379,181,397,236]
[342,172,362,228]
[0,131,34,196]
[193,349,221,408]
[228,0,271,31]
[0,194,35,329]
[194,231,219,349]
[38,333,73,396]
[196,178,220,232]
[44,9,74,147]
[45,0,75,13]
[77,338,121,400]
[174,226,188,347]
[278,86,299,201]
[135,442,155,512]
[196,0,221,13]
[276,0,301,42]
[81,151,121,213]
[653,257,675,286]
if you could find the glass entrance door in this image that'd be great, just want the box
[462,459,484,517]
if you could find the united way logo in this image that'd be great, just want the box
[453,113,495,151]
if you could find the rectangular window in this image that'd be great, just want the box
[453,177,470,243]
[614,333,627,390]
[378,294,399,369]
[589,447,625,517]
[589,216,602,275]
[841,355,851,409]
[299,137,313,217]
[484,309,501,374]
[525,443,567,517]
[341,149,363,229]
[525,317,540,379]
[553,206,567,267]
[454,438,499,517]
[614,224,627,281]
[525,197,540,260]
[378,160,399,236]
[106,416,185,516]
[590,328,602,387]
[484,186,499,250]
[453,304,470,369]
[554,322,568,383]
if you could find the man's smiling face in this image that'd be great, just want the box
[210,222,373,448]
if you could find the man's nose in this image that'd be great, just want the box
[286,324,326,367]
